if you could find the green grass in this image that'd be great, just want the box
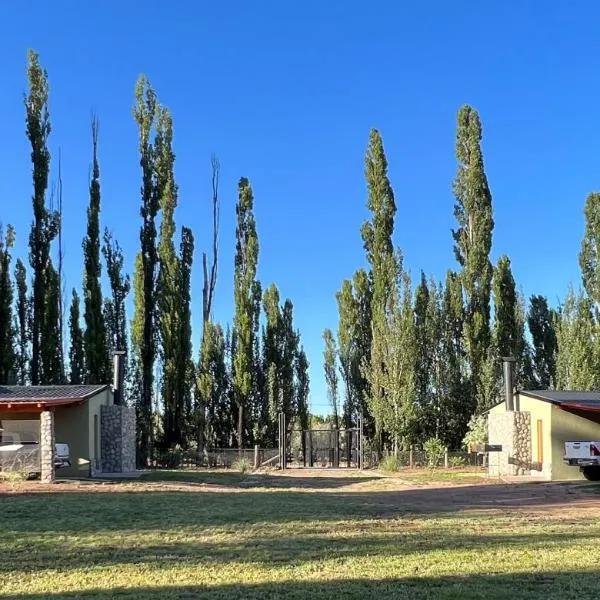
[1,471,599,599]
[392,469,487,484]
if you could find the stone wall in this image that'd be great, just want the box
[101,405,136,474]
[488,411,532,477]
[40,410,55,483]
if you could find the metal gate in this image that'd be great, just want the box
[278,413,364,469]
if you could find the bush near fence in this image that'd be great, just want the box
[366,448,486,470]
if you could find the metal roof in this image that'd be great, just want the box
[0,385,108,404]
[521,390,600,411]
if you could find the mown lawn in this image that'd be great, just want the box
[1,470,599,599]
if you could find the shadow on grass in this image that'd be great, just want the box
[2,571,597,599]
[0,528,598,574]
[140,470,381,489]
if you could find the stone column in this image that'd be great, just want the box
[40,410,56,483]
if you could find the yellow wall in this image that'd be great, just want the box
[516,394,552,479]
[549,404,600,480]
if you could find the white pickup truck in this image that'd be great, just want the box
[0,432,70,476]
[564,441,600,481]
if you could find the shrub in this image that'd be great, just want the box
[379,454,401,473]
[423,437,446,468]
[0,471,29,483]
[231,457,252,473]
[462,414,488,452]
[449,456,467,468]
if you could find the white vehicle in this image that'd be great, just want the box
[0,431,70,475]
[564,441,600,481]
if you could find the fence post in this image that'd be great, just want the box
[254,445,259,470]
[409,445,414,469]
[359,414,364,470]
[444,448,449,469]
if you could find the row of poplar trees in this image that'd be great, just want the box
[325,106,600,452]
[0,51,310,464]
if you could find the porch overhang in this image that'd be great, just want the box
[0,399,83,413]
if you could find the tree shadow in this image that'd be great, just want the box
[2,570,597,599]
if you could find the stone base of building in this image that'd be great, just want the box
[488,411,532,476]
[100,405,136,474]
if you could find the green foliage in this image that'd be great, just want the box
[26,49,59,385]
[452,105,494,412]
[233,177,260,447]
[449,456,467,468]
[323,328,339,429]
[0,225,16,384]
[580,191,600,308]
[379,454,401,473]
[231,456,252,473]
[295,346,310,432]
[527,295,557,388]
[555,287,600,390]
[133,75,161,464]
[423,437,446,468]
[14,258,28,385]
[41,263,63,383]
[461,414,488,451]
[68,289,85,384]
[83,116,109,384]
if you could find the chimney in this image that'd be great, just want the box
[502,357,516,411]
[112,351,126,406]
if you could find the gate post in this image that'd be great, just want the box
[359,414,364,470]
[308,430,313,467]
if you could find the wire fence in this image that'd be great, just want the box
[150,447,279,469]
[364,448,487,470]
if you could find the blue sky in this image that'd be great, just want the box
[0,2,598,413]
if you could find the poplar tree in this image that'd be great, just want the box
[199,322,230,449]
[361,129,397,448]
[68,289,85,384]
[103,229,130,361]
[14,259,29,385]
[280,299,297,432]
[555,288,600,390]
[413,271,433,430]
[295,346,310,433]
[130,252,145,424]
[232,177,260,448]
[452,105,494,412]
[492,256,520,359]
[262,283,282,443]
[438,270,469,448]
[83,116,109,383]
[41,264,63,383]
[0,225,16,384]
[323,328,340,429]
[528,295,557,388]
[26,49,58,385]
[133,76,160,464]
[580,192,600,310]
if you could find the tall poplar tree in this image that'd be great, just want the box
[41,264,63,383]
[262,283,282,443]
[323,328,340,429]
[413,271,433,430]
[14,259,29,385]
[83,116,109,383]
[232,177,260,448]
[68,289,85,384]
[580,192,600,310]
[0,225,16,384]
[103,229,130,362]
[133,76,160,464]
[452,105,494,412]
[361,129,397,448]
[528,295,557,388]
[26,49,58,385]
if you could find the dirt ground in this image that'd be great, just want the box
[1,468,599,519]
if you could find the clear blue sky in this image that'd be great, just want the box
[0,2,598,413]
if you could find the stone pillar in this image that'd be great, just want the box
[40,410,55,483]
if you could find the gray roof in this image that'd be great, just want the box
[0,385,108,403]
[521,390,600,409]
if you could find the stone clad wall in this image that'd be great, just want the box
[40,410,55,483]
[101,405,136,474]
[488,411,531,477]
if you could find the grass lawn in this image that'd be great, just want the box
[1,470,600,599]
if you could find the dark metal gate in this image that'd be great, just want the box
[278,413,364,469]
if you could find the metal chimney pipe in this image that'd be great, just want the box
[502,357,516,411]
[112,351,126,406]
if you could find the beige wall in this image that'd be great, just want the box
[87,389,112,475]
[549,404,600,480]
